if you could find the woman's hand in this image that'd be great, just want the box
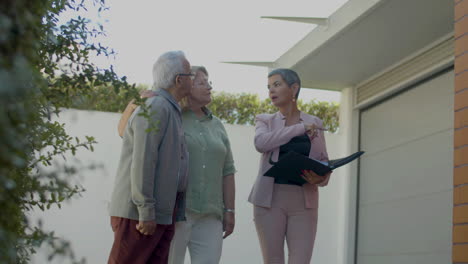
[301,170,329,184]
[304,123,328,139]
[304,124,318,138]
[223,212,235,239]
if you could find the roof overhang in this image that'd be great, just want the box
[231,0,454,91]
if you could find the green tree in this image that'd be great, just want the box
[0,0,138,263]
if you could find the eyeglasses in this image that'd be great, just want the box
[177,73,195,80]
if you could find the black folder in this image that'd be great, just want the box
[263,151,365,185]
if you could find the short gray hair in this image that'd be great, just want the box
[268,68,301,98]
[152,50,187,90]
[191,66,208,77]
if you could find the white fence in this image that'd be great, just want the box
[31,109,347,264]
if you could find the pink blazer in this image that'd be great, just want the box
[248,111,331,209]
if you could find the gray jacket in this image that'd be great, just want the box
[109,89,188,224]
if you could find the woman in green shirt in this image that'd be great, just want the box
[118,66,236,264]
[170,66,236,264]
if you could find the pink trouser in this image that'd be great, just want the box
[253,184,318,264]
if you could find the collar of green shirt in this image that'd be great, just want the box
[185,106,213,121]
[201,107,213,120]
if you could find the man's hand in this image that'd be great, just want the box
[136,220,157,236]
[223,212,235,239]
[301,170,330,185]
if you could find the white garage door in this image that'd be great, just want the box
[357,69,454,264]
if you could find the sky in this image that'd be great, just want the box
[87,0,348,103]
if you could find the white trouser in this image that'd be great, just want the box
[168,211,223,264]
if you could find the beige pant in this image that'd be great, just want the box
[254,184,318,264]
[168,211,223,264]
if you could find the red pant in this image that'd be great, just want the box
[108,216,175,264]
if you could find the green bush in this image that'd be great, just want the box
[73,88,340,132]
[209,92,339,132]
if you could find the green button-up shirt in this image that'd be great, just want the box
[182,108,236,219]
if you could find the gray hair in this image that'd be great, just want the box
[191,66,209,77]
[152,50,187,90]
[268,68,301,98]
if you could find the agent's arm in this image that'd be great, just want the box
[254,115,308,153]
[302,119,332,187]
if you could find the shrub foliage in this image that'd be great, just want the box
[0,0,136,263]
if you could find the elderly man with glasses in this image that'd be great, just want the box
[108,50,193,264]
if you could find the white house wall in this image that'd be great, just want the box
[30,109,346,264]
